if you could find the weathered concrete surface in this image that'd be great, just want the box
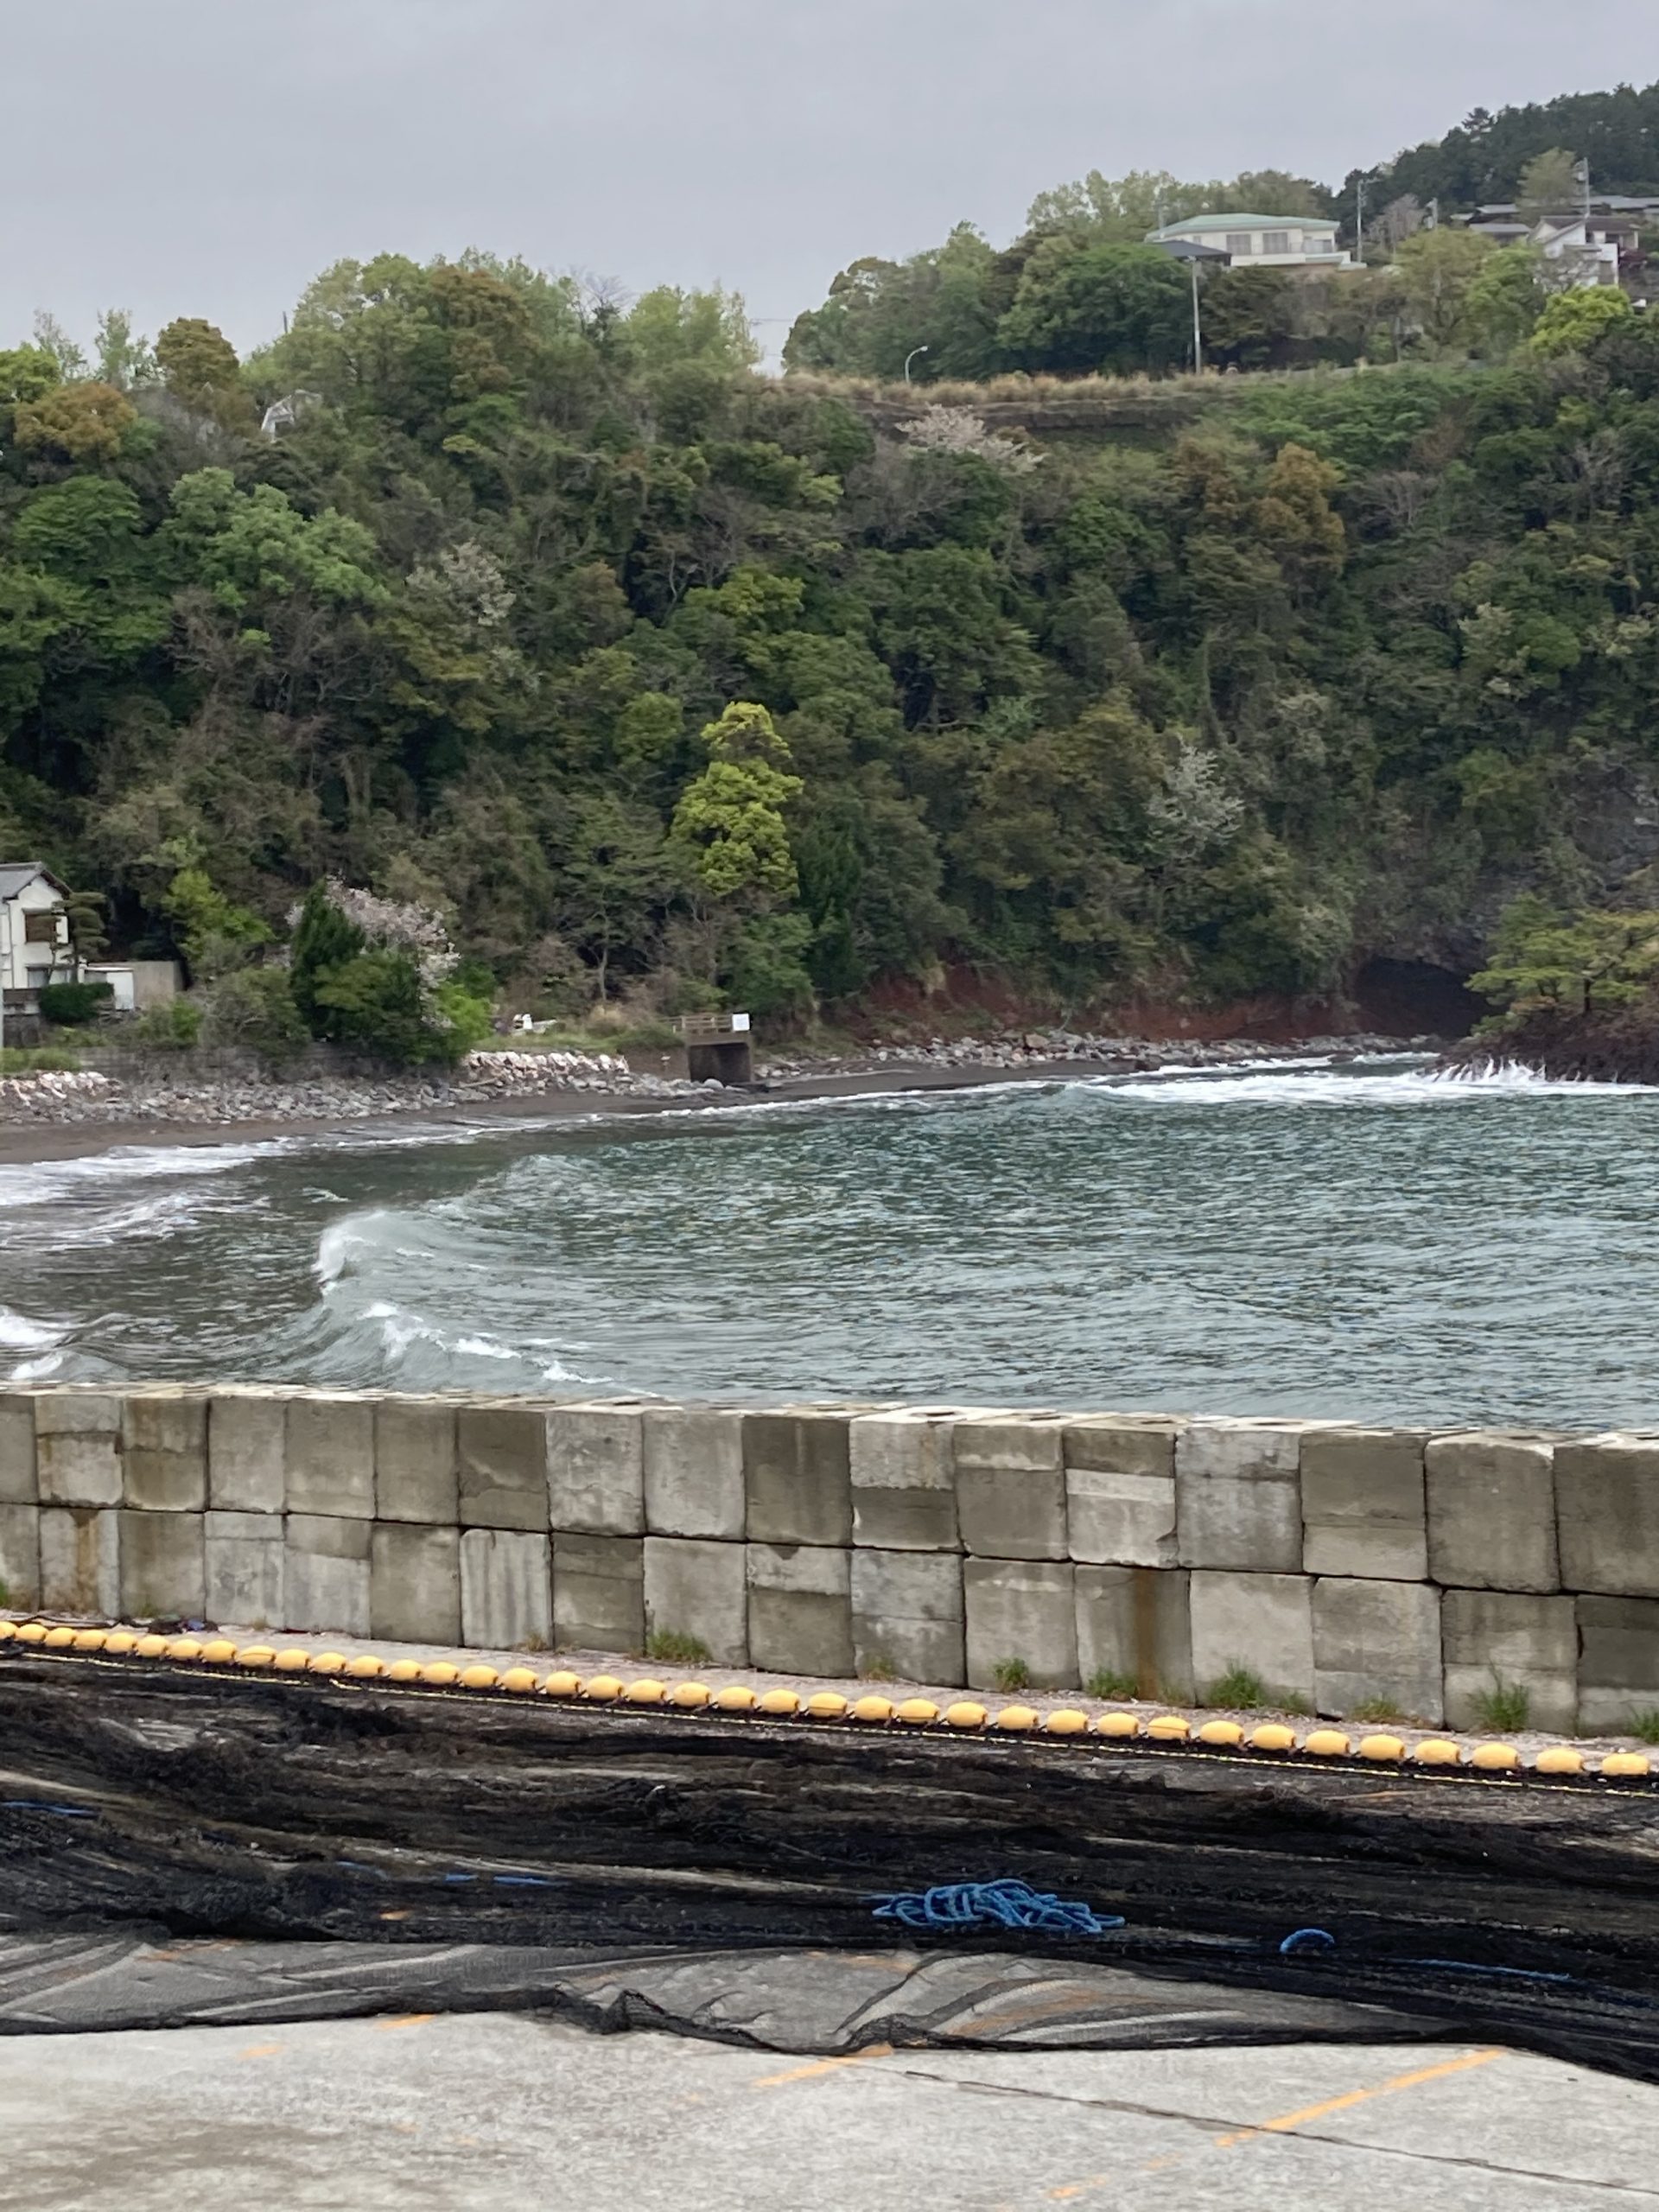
[851,1548,963,1682]
[460,1529,551,1651]
[119,1394,206,1513]
[1065,1465,1179,1567]
[1555,1435,1659,1598]
[38,1505,119,1615]
[1442,1589,1577,1734]
[553,1532,645,1655]
[457,1405,548,1532]
[0,2014,1650,2212]
[1176,1419,1307,1573]
[1301,1428,1428,1580]
[34,1391,124,1508]
[1426,1433,1559,1593]
[1189,1568,1316,1705]
[204,1510,283,1629]
[1575,1593,1659,1733]
[285,1395,375,1519]
[547,1404,645,1535]
[374,1397,458,1525]
[643,1406,746,1539]
[0,1501,41,1609]
[207,1389,285,1514]
[954,1414,1069,1561]
[963,1557,1077,1690]
[283,1513,372,1637]
[850,1410,959,1551]
[0,1392,36,1503]
[1075,1563,1194,1702]
[117,1508,204,1618]
[742,1407,855,1548]
[371,1522,461,1646]
[746,1542,853,1677]
[1313,1575,1443,1724]
[643,1536,747,1666]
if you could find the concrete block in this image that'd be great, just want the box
[1300,1428,1427,1580]
[1426,1433,1558,1592]
[850,1410,958,1551]
[1312,1577,1442,1724]
[0,1502,41,1609]
[370,1523,461,1644]
[643,1536,747,1666]
[39,1506,120,1616]
[954,1414,1068,1561]
[1189,1569,1315,1706]
[35,1390,124,1508]
[283,1513,372,1636]
[553,1532,644,1655]
[458,1404,549,1531]
[375,1397,458,1524]
[548,1404,645,1535]
[746,1544,853,1677]
[1555,1435,1659,1598]
[1441,1589,1577,1734]
[1063,1414,1181,1478]
[743,1408,854,1547]
[644,1406,745,1538]
[1577,1595,1659,1732]
[286,1395,375,1519]
[461,1529,551,1650]
[0,1392,38,1503]
[1066,1468,1178,1567]
[208,1390,287,1514]
[964,1559,1077,1692]
[118,1510,205,1619]
[1175,1419,1309,1573]
[121,1393,207,1511]
[851,1549,963,1684]
[1075,1565,1192,1703]
[205,1510,284,1629]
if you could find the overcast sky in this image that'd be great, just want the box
[5,0,1656,365]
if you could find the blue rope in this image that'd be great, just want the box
[868,1878,1123,1936]
[1279,1925,1607,1993]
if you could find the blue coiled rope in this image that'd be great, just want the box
[868,1878,1123,1936]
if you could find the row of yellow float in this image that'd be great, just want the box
[3,1617,1649,1779]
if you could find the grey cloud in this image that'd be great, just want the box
[1,0,1649,359]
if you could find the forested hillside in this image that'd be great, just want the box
[6,231,1659,1035]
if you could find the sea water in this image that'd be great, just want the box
[3,1059,1656,1428]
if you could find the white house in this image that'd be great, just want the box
[1147,213,1351,268]
[0,861,72,1016]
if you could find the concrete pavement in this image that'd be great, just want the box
[1,2012,1655,2210]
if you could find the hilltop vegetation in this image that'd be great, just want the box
[5,109,1659,1039]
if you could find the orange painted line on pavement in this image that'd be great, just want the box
[752,2042,894,2088]
[1214,2046,1507,2146]
[236,2042,285,2061]
[372,2012,435,2031]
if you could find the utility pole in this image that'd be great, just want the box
[1190,259,1203,372]
[1355,174,1365,263]
[903,345,929,385]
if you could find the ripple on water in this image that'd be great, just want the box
[1,1060,1656,1426]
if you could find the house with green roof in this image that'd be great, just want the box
[1147,213,1350,268]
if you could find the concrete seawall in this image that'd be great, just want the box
[3,1386,1657,1732]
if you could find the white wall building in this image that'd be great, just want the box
[1147,213,1351,268]
[0,861,71,1016]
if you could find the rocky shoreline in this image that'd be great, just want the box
[0,1028,1435,1162]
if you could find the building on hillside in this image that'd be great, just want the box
[0,861,72,1017]
[1146,214,1351,268]
[1465,197,1657,287]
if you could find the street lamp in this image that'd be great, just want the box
[903,345,929,385]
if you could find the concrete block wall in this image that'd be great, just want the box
[5,1382,1659,1733]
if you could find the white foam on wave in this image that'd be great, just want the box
[1077,1058,1659,1108]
